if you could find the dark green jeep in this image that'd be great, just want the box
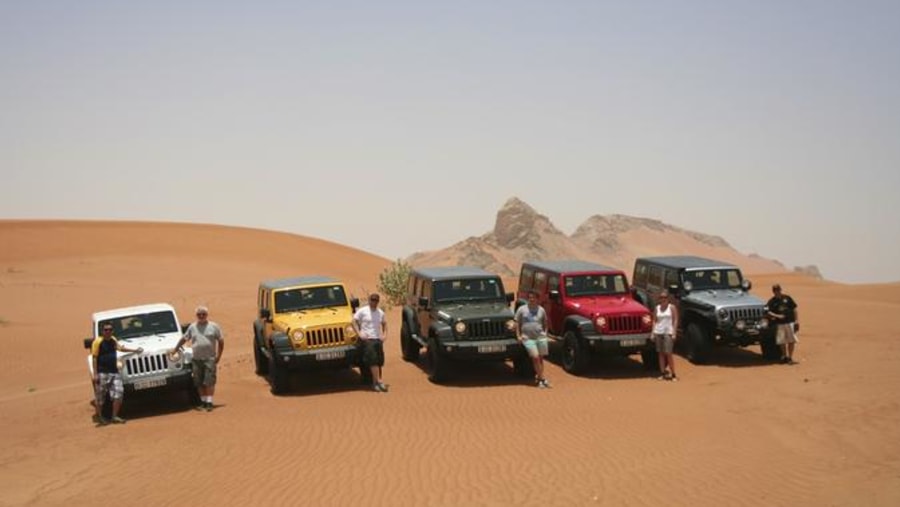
[399,266,528,383]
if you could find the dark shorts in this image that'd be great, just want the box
[360,340,385,367]
[192,358,217,387]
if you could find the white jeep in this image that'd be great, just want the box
[83,303,197,408]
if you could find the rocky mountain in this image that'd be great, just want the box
[407,197,801,278]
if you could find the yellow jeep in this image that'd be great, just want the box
[252,276,361,394]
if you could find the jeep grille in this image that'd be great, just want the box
[606,315,644,334]
[726,307,765,323]
[306,326,346,348]
[464,320,507,340]
[125,354,169,376]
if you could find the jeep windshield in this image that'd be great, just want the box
[564,274,628,297]
[433,278,505,303]
[275,286,348,313]
[99,311,179,340]
[683,269,743,290]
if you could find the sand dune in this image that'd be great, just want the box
[1,220,898,507]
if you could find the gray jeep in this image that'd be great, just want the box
[631,256,776,363]
[399,266,528,383]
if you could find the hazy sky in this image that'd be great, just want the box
[2,1,899,283]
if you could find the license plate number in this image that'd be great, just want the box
[620,338,645,347]
[478,344,505,354]
[133,378,167,390]
[315,350,346,361]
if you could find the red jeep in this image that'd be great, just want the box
[516,260,655,374]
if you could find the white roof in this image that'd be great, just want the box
[92,303,177,322]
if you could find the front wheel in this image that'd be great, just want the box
[684,323,711,364]
[513,353,534,379]
[401,321,420,362]
[760,327,781,360]
[427,337,448,384]
[269,353,289,395]
[641,349,660,371]
[561,331,590,374]
[253,326,269,375]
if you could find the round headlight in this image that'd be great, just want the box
[454,321,467,335]
[345,325,356,337]
[759,319,769,329]
[595,316,607,328]
[291,330,304,341]
[116,360,125,371]
[735,320,747,330]
[683,281,693,292]
[641,314,652,325]
[718,309,730,320]
[505,319,516,331]
[168,349,183,362]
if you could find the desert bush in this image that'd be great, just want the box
[377,259,412,308]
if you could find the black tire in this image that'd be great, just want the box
[760,327,781,360]
[427,337,448,384]
[513,353,534,379]
[641,349,660,371]
[253,325,269,375]
[561,330,590,374]
[684,323,711,364]
[401,321,420,362]
[269,353,289,395]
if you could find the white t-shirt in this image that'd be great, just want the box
[354,306,385,340]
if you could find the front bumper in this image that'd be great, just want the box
[582,332,653,353]
[123,369,193,394]
[271,344,360,370]
[435,338,523,360]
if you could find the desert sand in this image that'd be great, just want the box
[1,220,898,507]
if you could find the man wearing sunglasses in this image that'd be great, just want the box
[91,324,143,425]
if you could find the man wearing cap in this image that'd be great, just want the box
[766,284,799,364]
[353,293,389,392]
[174,306,224,410]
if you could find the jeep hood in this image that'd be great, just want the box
[116,331,182,351]
[565,295,648,316]
[434,301,514,321]
[273,306,354,329]
[685,289,765,309]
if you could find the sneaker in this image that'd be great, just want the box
[540,379,552,389]
[110,416,126,424]
[669,375,679,382]
[95,416,109,426]
[204,402,214,412]
[377,382,390,393]
[780,357,790,364]
[372,384,386,393]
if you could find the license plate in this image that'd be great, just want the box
[133,378,167,390]
[315,350,346,361]
[478,344,505,354]
[620,338,645,347]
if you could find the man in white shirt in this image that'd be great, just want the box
[353,293,388,392]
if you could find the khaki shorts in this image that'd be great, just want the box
[775,324,798,345]
[653,334,675,354]
[522,337,549,358]
[192,358,218,387]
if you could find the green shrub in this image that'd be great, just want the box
[377,259,412,308]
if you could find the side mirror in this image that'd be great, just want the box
[259,308,271,320]
[548,290,560,302]
[418,296,429,310]
[83,337,93,349]
[741,279,752,291]
[350,298,360,312]
[505,292,515,303]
